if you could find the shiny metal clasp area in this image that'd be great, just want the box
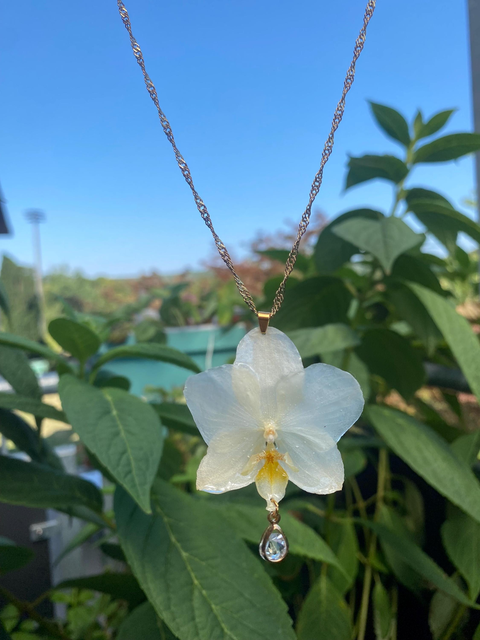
[258,311,271,334]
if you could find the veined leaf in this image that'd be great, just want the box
[345,155,408,190]
[90,343,200,379]
[0,393,67,422]
[418,109,455,139]
[413,132,480,163]
[332,217,422,274]
[289,324,360,358]
[356,329,425,399]
[441,510,480,600]
[59,375,163,514]
[0,456,103,513]
[49,318,101,363]
[360,518,477,607]
[296,574,352,640]
[117,602,178,640]
[369,102,410,147]
[0,332,72,370]
[314,209,383,273]
[115,481,296,640]
[0,346,41,399]
[406,282,480,404]
[218,503,342,568]
[367,405,480,525]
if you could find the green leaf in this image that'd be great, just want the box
[59,375,163,513]
[387,285,442,356]
[474,622,480,640]
[257,249,311,274]
[429,589,461,640]
[451,432,480,467]
[406,283,480,404]
[56,574,145,608]
[367,405,480,525]
[341,447,367,480]
[93,370,131,391]
[272,277,352,331]
[48,318,101,363]
[296,574,352,640]
[345,155,409,190]
[408,200,480,245]
[0,540,34,575]
[118,602,178,640]
[53,522,100,567]
[90,343,201,379]
[0,410,42,462]
[369,102,410,147]
[418,109,455,139]
[314,209,384,273]
[377,505,420,592]
[413,110,423,138]
[356,329,425,399]
[442,510,480,599]
[0,393,67,422]
[288,324,360,358]
[0,332,72,370]
[0,456,103,513]
[332,217,423,274]
[151,402,197,436]
[0,347,41,399]
[361,517,477,607]
[115,481,296,640]
[218,503,342,568]
[0,281,9,320]
[413,132,480,163]
[390,254,444,295]
[0,619,12,640]
[405,188,458,249]
[100,542,126,563]
[326,520,359,595]
[372,581,393,640]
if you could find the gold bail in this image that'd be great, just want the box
[258,311,271,334]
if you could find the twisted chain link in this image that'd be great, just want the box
[117,0,376,317]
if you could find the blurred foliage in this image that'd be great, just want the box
[0,104,480,640]
[0,256,41,342]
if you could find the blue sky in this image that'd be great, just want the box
[0,0,476,277]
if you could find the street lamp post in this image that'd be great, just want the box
[25,210,46,338]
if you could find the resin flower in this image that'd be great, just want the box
[184,327,364,510]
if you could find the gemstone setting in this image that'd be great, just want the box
[259,523,289,563]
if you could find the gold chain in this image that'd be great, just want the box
[117,0,376,317]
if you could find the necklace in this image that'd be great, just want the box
[117,0,376,562]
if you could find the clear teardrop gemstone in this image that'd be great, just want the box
[259,525,288,562]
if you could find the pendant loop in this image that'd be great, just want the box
[258,311,271,334]
[259,500,288,562]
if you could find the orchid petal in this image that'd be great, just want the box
[196,430,264,494]
[279,363,364,443]
[278,431,344,494]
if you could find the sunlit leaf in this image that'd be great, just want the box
[0,393,66,422]
[49,318,101,363]
[288,324,360,358]
[0,347,41,399]
[418,109,455,139]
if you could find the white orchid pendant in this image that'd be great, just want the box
[184,326,364,561]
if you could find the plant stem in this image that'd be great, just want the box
[0,585,72,640]
[356,448,389,640]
